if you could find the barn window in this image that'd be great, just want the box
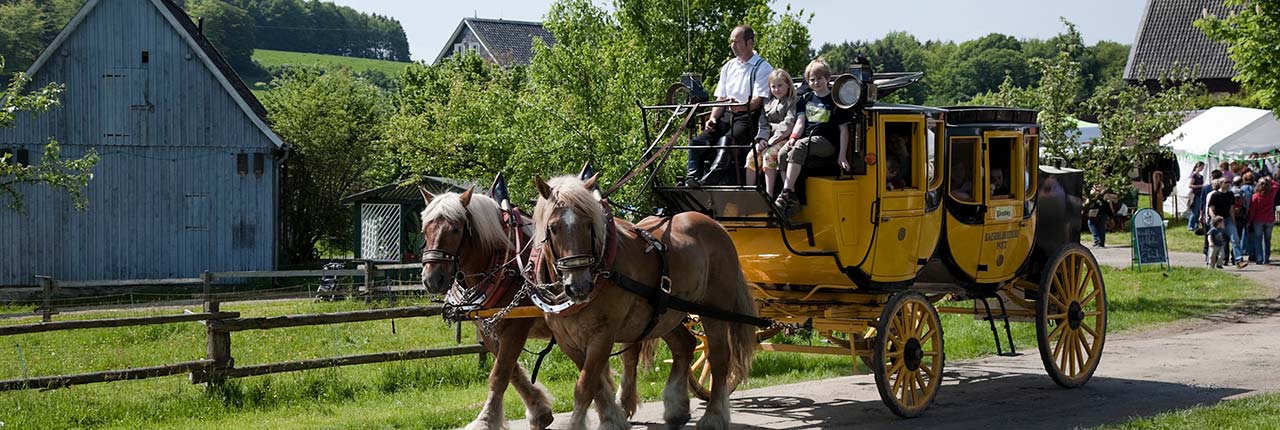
[236,153,248,175]
[253,153,264,176]
[15,149,29,167]
[141,51,149,64]
[185,194,209,230]
[453,43,464,54]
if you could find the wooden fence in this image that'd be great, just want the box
[0,264,485,392]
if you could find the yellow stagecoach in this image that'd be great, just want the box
[647,64,1105,417]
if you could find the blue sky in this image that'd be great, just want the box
[331,0,1148,62]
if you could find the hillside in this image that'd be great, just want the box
[246,49,413,96]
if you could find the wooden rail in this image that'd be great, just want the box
[205,345,488,381]
[0,360,214,391]
[2,266,486,392]
[208,306,442,332]
[0,312,238,336]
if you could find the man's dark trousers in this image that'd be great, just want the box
[686,110,759,186]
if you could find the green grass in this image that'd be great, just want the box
[1098,392,1280,430]
[246,49,412,96]
[0,267,1265,429]
[252,50,411,79]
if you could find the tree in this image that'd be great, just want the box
[1,57,99,211]
[969,19,1083,162]
[1197,1,1280,113]
[261,67,387,263]
[188,0,258,73]
[1082,77,1202,193]
[0,0,47,74]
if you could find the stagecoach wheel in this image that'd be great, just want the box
[685,317,714,401]
[1036,244,1107,388]
[872,292,944,418]
[685,317,771,401]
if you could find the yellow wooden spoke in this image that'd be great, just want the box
[1076,263,1092,301]
[1081,288,1099,308]
[1080,321,1099,339]
[1047,312,1068,321]
[920,361,937,380]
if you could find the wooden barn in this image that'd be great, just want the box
[0,0,284,286]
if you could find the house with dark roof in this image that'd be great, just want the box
[433,17,555,67]
[1125,0,1242,93]
[0,0,284,285]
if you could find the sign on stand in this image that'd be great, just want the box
[1130,208,1169,271]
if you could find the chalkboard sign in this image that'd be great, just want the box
[1130,208,1169,270]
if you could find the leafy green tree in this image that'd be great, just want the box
[0,0,47,74]
[188,0,258,73]
[1,58,99,211]
[261,67,387,263]
[1197,1,1280,113]
[1082,76,1202,192]
[382,0,811,209]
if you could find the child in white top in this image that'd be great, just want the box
[744,69,797,196]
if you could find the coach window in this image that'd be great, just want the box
[927,120,944,190]
[949,137,979,203]
[884,121,919,191]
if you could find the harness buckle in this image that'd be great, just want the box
[659,275,673,294]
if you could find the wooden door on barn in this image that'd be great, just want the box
[100,69,150,145]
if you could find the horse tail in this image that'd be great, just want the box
[728,270,758,387]
[638,338,659,372]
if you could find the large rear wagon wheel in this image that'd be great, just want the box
[873,292,944,418]
[1036,243,1107,388]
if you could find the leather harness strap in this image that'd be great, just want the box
[608,225,775,338]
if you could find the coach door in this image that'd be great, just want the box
[977,131,1029,281]
[869,114,927,282]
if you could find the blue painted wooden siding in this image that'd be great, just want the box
[0,0,278,285]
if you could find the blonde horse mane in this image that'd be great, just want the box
[421,191,511,256]
[532,175,607,252]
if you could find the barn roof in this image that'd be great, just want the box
[24,0,284,148]
[1124,0,1240,82]
[433,17,555,66]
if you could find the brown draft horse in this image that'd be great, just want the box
[531,174,758,430]
[418,187,653,429]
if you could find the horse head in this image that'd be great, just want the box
[533,174,606,302]
[418,186,512,295]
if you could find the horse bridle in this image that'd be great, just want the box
[541,201,611,283]
[421,212,473,286]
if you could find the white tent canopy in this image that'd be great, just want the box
[1164,106,1280,214]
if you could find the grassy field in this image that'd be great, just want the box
[245,49,412,96]
[0,266,1265,429]
[1098,392,1280,430]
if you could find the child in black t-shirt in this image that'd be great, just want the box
[774,59,852,216]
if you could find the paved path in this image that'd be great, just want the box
[514,245,1280,429]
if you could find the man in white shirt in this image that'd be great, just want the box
[684,25,773,186]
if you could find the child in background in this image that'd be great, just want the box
[744,69,798,197]
[1208,216,1228,269]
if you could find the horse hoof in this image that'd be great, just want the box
[665,413,692,429]
[694,416,727,430]
[529,410,555,430]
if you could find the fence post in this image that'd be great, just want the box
[362,260,374,296]
[203,271,232,385]
[37,276,54,322]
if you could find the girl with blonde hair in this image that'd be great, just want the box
[744,68,798,196]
